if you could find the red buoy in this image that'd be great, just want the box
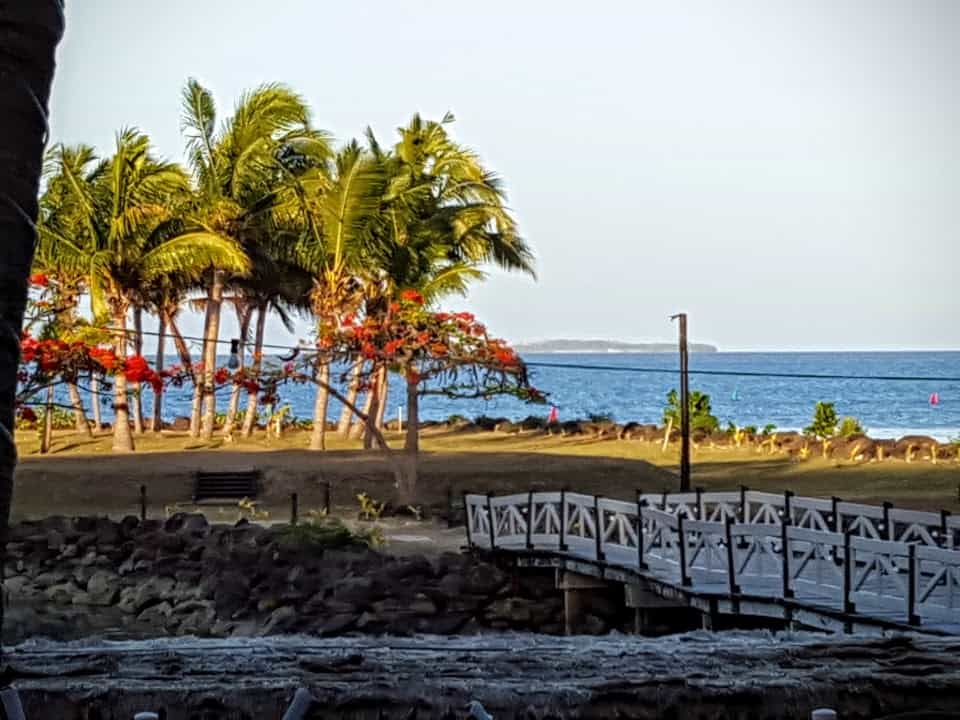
[930,392,940,406]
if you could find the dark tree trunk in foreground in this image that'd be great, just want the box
[0,0,65,662]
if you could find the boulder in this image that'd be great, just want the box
[119,576,176,614]
[137,601,173,628]
[313,613,357,637]
[212,571,252,617]
[83,570,120,606]
[171,416,191,431]
[44,581,80,605]
[333,576,383,608]
[260,606,298,635]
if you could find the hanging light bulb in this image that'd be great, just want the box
[227,339,240,369]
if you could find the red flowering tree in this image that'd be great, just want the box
[310,290,544,502]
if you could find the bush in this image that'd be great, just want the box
[588,412,614,423]
[663,389,720,433]
[276,517,384,550]
[805,401,838,439]
[743,425,758,435]
[838,416,865,438]
[761,423,777,436]
[446,414,468,424]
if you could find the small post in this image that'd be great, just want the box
[487,493,497,551]
[463,491,473,547]
[670,312,691,491]
[940,510,951,548]
[695,486,703,518]
[738,485,748,522]
[323,482,331,515]
[831,496,842,532]
[594,495,605,562]
[559,488,568,551]
[678,514,690,586]
[724,515,739,595]
[525,490,535,549]
[661,488,669,511]
[907,543,919,625]
[636,495,648,570]
[781,520,794,599]
[139,484,147,522]
[447,484,455,528]
[842,530,855,615]
[878,501,891,540]
[290,492,299,526]
[783,490,794,525]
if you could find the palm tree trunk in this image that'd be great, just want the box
[397,376,420,504]
[152,313,167,433]
[241,303,267,438]
[309,362,331,450]
[375,369,389,430]
[0,0,64,664]
[350,379,376,440]
[336,357,362,437]
[200,269,225,440]
[222,305,251,438]
[111,308,135,452]
[362,366,385,450]
[90,373,103,431]
[131,305,144,435]
[167,313,193,370]
[39,384,54,454]
[67,381,91,437]
[404,376,420,455]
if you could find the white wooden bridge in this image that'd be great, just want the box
[464,489,960,635]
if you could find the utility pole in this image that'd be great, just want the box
[670,313,691,491]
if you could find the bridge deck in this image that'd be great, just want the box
[465,490,960,635]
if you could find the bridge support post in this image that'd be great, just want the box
[557,570,609,635]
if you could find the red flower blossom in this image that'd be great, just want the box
[29,273,49,288]
[400,289,424,305]
[124,355,153,383]
[384,339,403,356]
[214,367,231,385]
[18,406,37,422]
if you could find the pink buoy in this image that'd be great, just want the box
[548,406,559,424]
[930,392,940,406]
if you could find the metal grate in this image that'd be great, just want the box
[193,469,261,502]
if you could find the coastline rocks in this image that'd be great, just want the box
[2,515,566,643]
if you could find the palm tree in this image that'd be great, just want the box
[179,79,332,441]
[292,142,386,450]
[45,130,249,451]
[0,0,64,661]
[360,114,535,451]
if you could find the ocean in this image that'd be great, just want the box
[57,351,960,442]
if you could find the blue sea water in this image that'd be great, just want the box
[62,351,960,442]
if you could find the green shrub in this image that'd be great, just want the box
[805,402,838,439]
[446,414,468,424]
[837,416,865,438]
[276,517,383,550]
[742,425,758,435]
[663,389,719,433]
[761,424,777,436]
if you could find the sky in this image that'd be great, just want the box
[48,1,960,352]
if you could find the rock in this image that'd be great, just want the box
[494,420,519,434]
[333,577,382,608]
[32,571,70,589]
[409,593,437,615]
[485,597,533,624]
[463,562,506,595]
[260,606,298,635]
[581,613,607,635]
[44,581,80,605]
[4,575,30,596]
[46,530,65,551]
[138,601,173,628]
[213,571,251,617]
[313,613,357,636]
[81,570,120,606]
[119,576,176,614]
[171,416,191,431]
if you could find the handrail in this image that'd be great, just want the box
[464,490,960,631]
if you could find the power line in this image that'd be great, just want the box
[523,360,960,384]
[114,327,960,384]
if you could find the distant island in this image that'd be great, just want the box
[514,339,718,354]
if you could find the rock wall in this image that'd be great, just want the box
[4,514,625,643]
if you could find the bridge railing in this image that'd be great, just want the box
[464,490,960,628]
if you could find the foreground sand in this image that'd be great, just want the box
[11,426,960,521]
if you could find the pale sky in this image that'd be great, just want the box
[49,1,959,351]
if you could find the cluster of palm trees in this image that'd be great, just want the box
[35,79,534,453]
